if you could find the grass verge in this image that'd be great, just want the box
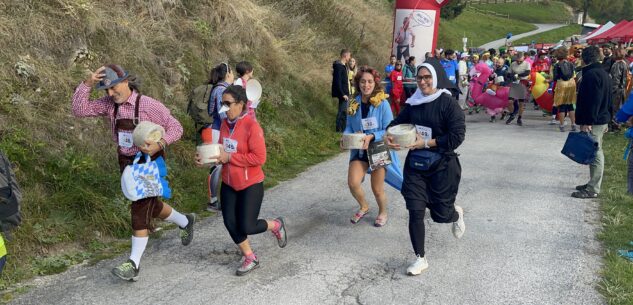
[438,9,537,50]
[598,132,633,305]
[476,1,573,24]
[513,24,582,45]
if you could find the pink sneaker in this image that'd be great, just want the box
[236,255,259,276]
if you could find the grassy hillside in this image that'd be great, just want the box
[477,1,574,23]
[512,24,582,45]
[437,9,537,50]
[0,0,393,291]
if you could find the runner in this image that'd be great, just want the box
[72,65,195,281]
[343,66,403,227]
[386,58,465,276]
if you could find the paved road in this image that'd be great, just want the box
[479,24,568,50]
[11,109,603,305]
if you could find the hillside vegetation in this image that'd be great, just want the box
[437,9,536,50]
[513,24,582,45]
[0,0,393,289]
[476,1,574,24]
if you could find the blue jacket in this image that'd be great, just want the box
[344,96,403,190]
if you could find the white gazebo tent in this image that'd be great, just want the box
[580,21,616,43]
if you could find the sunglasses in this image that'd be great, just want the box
[416,75,433,81]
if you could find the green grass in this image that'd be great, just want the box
[438,9,537,49]
[513,24,582,45]
[598,132,633,305]
[476,1,574,23]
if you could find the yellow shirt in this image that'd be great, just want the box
[348,70,356,96]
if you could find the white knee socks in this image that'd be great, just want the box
[130,236,148,268]
[165,209,188,228]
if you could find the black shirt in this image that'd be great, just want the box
[361,101,370,119]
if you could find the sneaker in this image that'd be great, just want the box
[452,206,465,239]
[571,125,578,132]
[559,125,565,132]
[500,111,507,120]
[206,198,220,212]
[112,259,139,281]
[406,255,429,276]
[505,114,515,125]
[571,189,598,199]
[271,217,287,248]
[489,115,496,123]
[575,184,588,191]
[180,213,196,246]
[516,117,523,126]
[548,119,557,125]
[236,255,259,276]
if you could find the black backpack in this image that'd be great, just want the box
[558,61,574,81]
[0,151,21,239]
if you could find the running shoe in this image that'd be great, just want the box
[548,119,557,125]
[271,217,287,248]
[180,213,196,246]
[206,198,220,212]
[489,116,496,123]
[112,259,139,281]
[517,117,523,126]
[559,125,565,132]
[571,189,598,199]
[575,184,588,191]
[406,255,429,276]
[236,255,259,276]
[505,115,515,125]
[452,206,465,239]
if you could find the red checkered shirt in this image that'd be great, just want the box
[72,83,183,156]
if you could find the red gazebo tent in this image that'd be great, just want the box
[587,20,630,44]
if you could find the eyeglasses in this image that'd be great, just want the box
[416,75,433,82]
[221,101,239,107]
[396,64,402,66]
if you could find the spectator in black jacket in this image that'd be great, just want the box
[602,44,614,74]
[573,46,613,199]
[332,49,352,132]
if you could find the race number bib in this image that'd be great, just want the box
[223,138,238,153]
[415,125,432,141]
[361,117,378,131]
[397,75,402,81]
[118,131,134,148]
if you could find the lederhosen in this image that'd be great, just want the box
[115,94,164,231]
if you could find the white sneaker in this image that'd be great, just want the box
[548,119,557,125]
[452,206,465,239]
[406,255,429,276]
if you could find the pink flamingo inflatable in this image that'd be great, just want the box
[469,63,510,115]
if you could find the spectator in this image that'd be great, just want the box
[441,49,459,100]
[347,57,358,96]
[602,44,615,74]
[390,60,405,115]
[573,46,613,199]
[610,48,629,132]
[332,49,352,132]
[403,56,418,99]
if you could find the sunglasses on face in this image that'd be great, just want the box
[416,75,433,81]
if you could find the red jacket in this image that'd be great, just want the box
[219,114,266,191]
[390,70,404,100]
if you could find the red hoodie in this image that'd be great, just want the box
[219,114,266,191]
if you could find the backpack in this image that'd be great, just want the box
[186,84,214,126]
[558,61,574,81]
[0,151,22,239]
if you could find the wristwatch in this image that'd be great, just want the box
[423,138,430,149]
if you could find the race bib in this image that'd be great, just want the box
[361,117,379,131]
[118,131,134,148]
[397,75,402,81]
[223,138,238,153]
[415,125,432,141]
[449,75,455,81]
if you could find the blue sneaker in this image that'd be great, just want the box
[617,249,633,262]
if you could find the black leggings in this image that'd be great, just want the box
[220,182,267,244]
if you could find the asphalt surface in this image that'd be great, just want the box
[11,109,603,305]
[479,24,568,50]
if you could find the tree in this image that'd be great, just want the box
[440,0,466,20]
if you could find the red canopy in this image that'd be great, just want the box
[588,20,630,44]
[613,21,633,42]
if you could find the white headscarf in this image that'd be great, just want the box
[405,63,452,106]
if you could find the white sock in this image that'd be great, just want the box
[165,209,188,228]
[212,129,220,144]
[129,236,148,268]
